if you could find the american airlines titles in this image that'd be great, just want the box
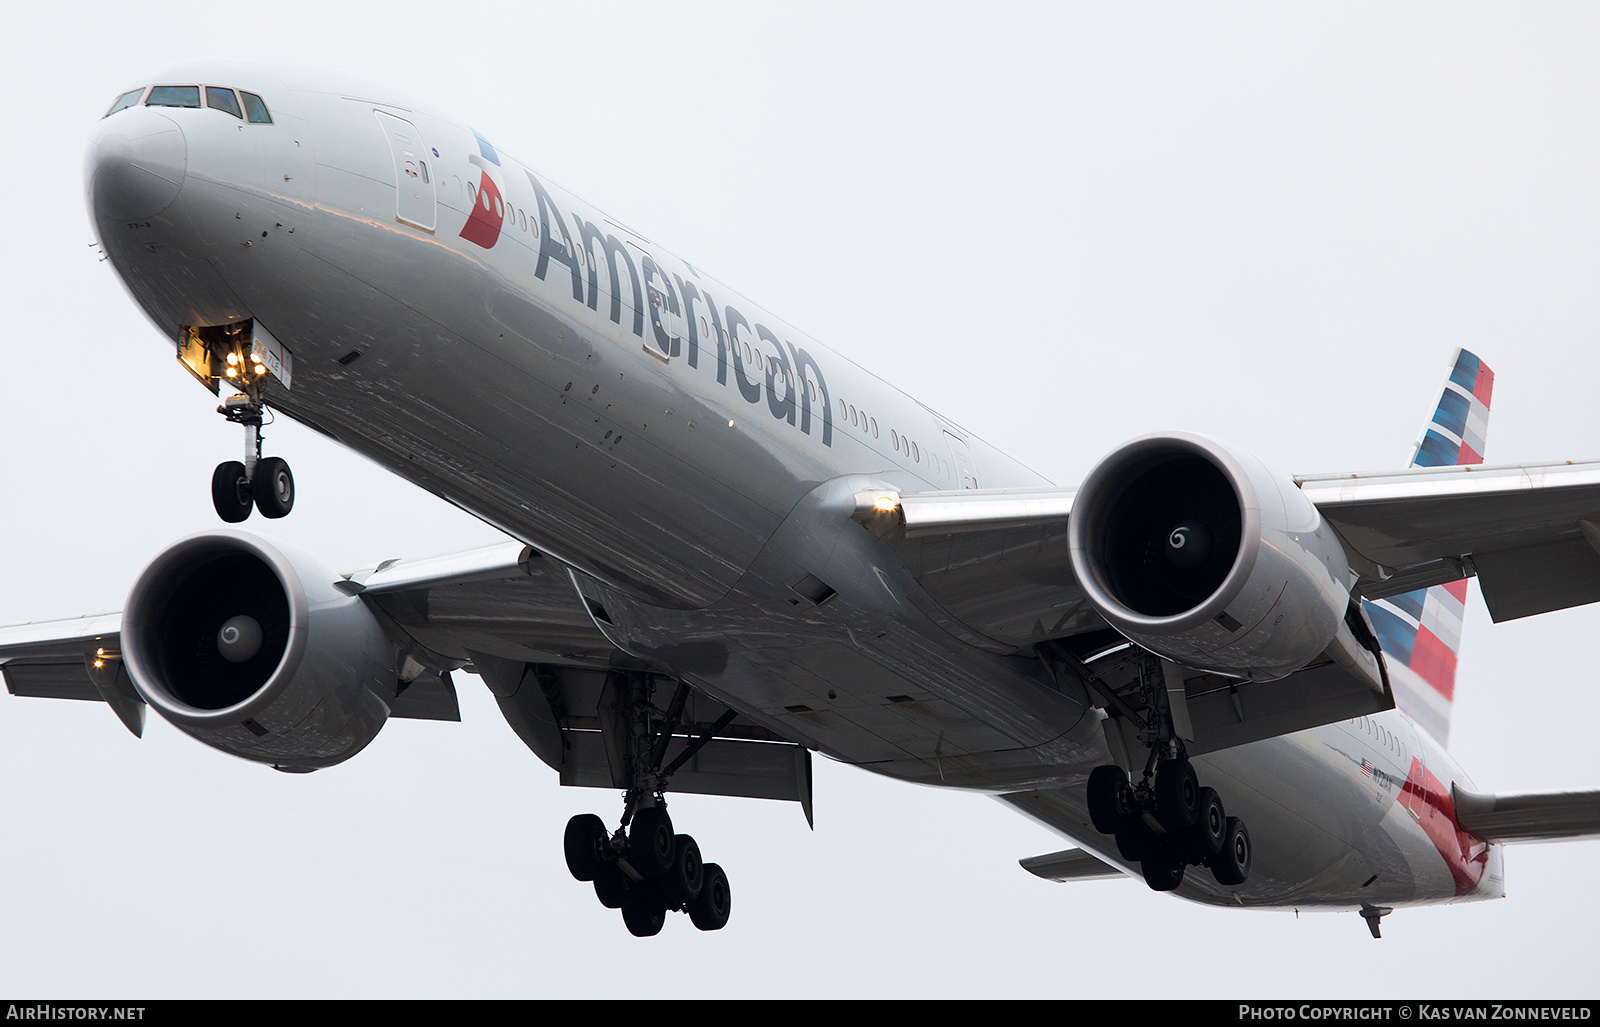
[473,166,835,448]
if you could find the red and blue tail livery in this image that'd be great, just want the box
[1363,348,1491,746]
[1413,349,1493,468]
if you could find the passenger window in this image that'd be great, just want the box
[205,87,243,119]
[146,85,201,109]
[871,417,878,438]
[519,210,527,231]
[240,91,273,124]
[105,88,144,117]
[891,430,899,449]
[912,441,920,462]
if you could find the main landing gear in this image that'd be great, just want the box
[211,392,294,523]
[1085,756,1251,892]
[562,667,735,936]
[563,803,731,937]
[1037,638,1254,893]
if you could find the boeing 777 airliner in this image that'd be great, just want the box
[5,58,1600,939]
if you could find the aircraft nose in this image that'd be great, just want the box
[86,107,186,221]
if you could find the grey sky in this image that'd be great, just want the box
[3,2,1599,997]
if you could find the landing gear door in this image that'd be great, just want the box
[374,110,436,233]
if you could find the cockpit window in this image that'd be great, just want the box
[240,91,272,124]
[104,88,145,118]
[146,85,201,109]
[205,86,243,119]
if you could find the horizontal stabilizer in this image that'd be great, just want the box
[1453,785,1600,842]
[1018,847,1125,882]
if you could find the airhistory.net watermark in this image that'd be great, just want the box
[4,1007,145,1020]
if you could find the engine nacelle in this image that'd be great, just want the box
[1067,433,1353,681]
[121,530,396,770]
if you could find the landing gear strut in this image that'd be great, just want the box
[211,391,294,523]
[562,668,735,936]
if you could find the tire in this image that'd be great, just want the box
[1140,841,1186,892]
[1185,786,1226,862]
[621,891,667,938]
[662,833,704,906]
[563,813,609,882]
[1087,765,1134,834]
[1113,823,1148,863]
[211,461,252,523]
[629,807,675,877]
[688,863,731,931]
[252,456,294,518]
[593,865,628,909]
[1154,757,1200,834]
[1211,816,1252,886]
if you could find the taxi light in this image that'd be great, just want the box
[227,352,238,365]
[225,367,237,378]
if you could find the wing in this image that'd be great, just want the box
[0,540,813,817]
[865,455,1600,645]
[1298,460,1600,621]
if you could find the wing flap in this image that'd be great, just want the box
[1453,785,1600,842]
[2,659,104,702]
[1018,847,1125,882]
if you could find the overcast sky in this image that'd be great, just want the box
[4,2,1600,998]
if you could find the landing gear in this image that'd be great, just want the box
[560,666,738,935]
[1043,640,1258,893]
[564,808,730,936]
[1086,757,1255,890]
[210,387,294,522]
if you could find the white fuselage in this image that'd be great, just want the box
[86,58,1502,911]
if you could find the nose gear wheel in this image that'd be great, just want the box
[210,383,294,522]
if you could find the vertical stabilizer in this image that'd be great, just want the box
[1362,349,1494,747]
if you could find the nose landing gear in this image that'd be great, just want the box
[211,393,294,522]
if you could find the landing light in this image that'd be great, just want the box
[875,495,898,512]
[225,367,237,378]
